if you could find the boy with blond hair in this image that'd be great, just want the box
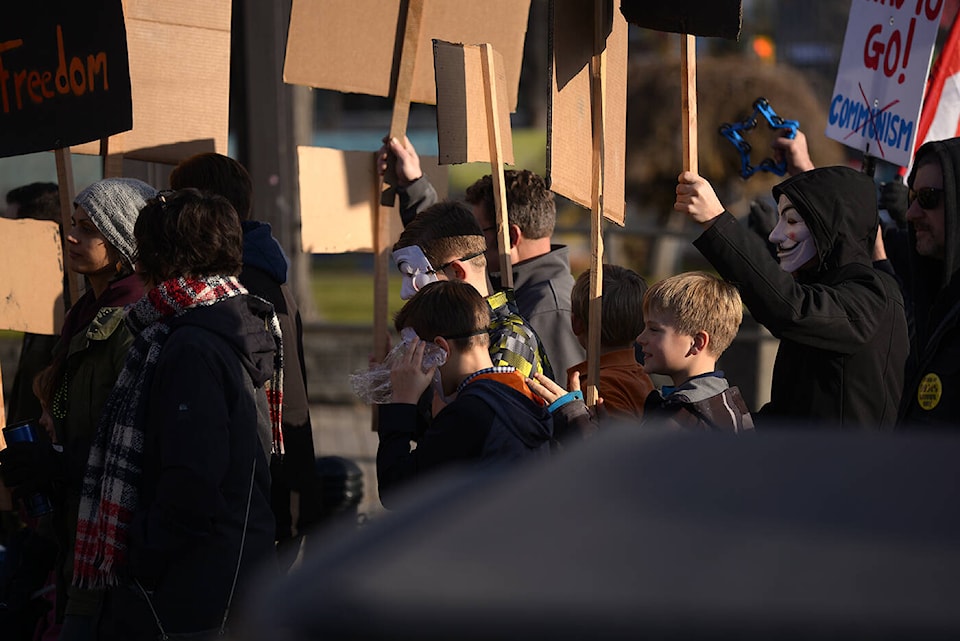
[568,265,655,418]
[637,272,753,431]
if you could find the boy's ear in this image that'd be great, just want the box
[434,335,451,354]
[690,330,710,355]
[449,260,468,281]
[509,223,521,248]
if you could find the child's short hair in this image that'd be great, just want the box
[394,280,491,351]
[643,272,743,357]
[571,264,647,347]
[394,201,486,270]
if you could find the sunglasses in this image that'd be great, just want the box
[909,187,944,210]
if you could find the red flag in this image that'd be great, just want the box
[915,14,960,152]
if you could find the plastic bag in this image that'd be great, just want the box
[350,328,447,404]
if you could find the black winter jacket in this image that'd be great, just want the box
[377,373,553,508]
[900,139,960,427]
[240,220,317,539]
[695,166,909,429]
[119,296,277,636]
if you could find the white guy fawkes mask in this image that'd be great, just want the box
[392,245,439,300]
[768,195,817,273]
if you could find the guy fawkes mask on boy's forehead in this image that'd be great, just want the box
[392,245,439,300]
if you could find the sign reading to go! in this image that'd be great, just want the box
[826,0,945,168]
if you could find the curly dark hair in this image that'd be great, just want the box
[464,169,556,239]
[134,188,243,282]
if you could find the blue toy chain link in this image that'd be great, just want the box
[719,97,800,179]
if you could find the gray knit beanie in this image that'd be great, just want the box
[74,177,157,269]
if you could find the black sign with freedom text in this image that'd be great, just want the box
[0,0,132,158]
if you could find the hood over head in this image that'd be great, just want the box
[242,220,289,283]
[772,166,878,274]
[907,138,960,288]
[906,138,960,345]
[74,178,157,270]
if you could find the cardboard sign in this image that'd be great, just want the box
[0,0,132,158]
[284,0,530,111]
[826,0,944,167]
[548,0,628,225]
[0,218,64,335]
[298,146,448,253]
[71,0,231,164]
[433,41,514,166]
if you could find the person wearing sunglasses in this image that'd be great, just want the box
[674,166,909,429]
[899,139,960,427]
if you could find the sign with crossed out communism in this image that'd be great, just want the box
[826,0,944,167]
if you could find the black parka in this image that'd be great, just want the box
[694,166,909,428]
[900,139,960,427]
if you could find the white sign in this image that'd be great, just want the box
[826,0,945,167]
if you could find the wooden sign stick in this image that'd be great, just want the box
[374,0,425,364]
[479,44,513,289]
[100,137,124,179]
[681,34,697,173]
[585,5,608,408]
[55,148,80,309]
[0,365,9,509]
[372,0,424,430]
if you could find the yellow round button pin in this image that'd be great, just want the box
[917,373,942,411]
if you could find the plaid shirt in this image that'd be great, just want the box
[486,289,554,380]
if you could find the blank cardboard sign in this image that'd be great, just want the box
[548,0,628,225]
[72,0,231,164]
[433,41,514,166]
[298,147,448,253]
[284,0,530,111]
[0,219,64,335]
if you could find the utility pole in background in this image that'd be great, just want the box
[231,0,316,317]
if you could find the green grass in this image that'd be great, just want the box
[311,270,406,324]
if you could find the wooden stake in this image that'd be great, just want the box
[374,0,425,362]
[0,363,10,510]
[372,0,425,430]
[100,137,124,179]
[480,44,513,289]
[585,4,607,408]
[681,34,697,174]
[55,148,80,309]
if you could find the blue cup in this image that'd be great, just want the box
[2,420,54,517]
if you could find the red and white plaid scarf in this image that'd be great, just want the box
[72,275,283,589]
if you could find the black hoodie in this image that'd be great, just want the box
[900,139,960,427]
[694,166,909,429]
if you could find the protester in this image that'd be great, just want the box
[4,182,61,425]
[0,177,156,639]
[378,136,585,378]
[567,265,654,419]
[169,152,318,548]
[675,166,909,428]
[637,272,753,431]
[898,138,960,427]
[76,189,279,639]
[393,200,552,379]
[376,280,553,508]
